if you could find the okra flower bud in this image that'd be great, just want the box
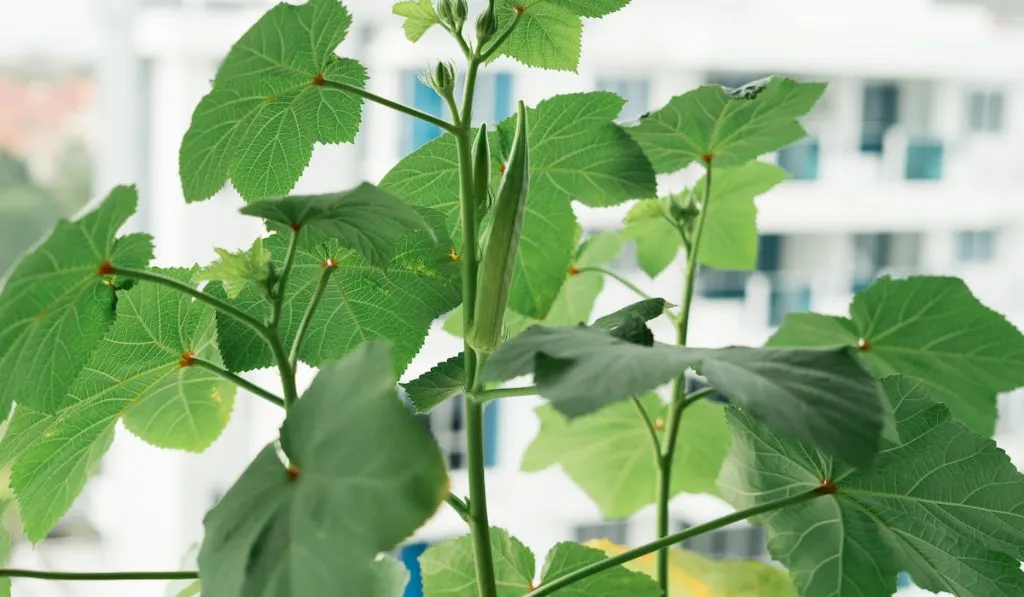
[476,5,498,45]
[436,0,457,29]
[421,62,456,97]
[468,101,529,354]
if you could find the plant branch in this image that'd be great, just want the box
[272,228,301,327]
[192,358,285,408]
[683,387,717,410]
[269,330,299,409]
[632,396,662,455]
[0,569,198,581]
[446,493,473,523]
[575,266,653,301]
[527,488,823,597]
[114,267,268,340]
[478,12,523,61]
[475,385,536,402]
[320,79,457,134]
[289,264,335,370]
[654,161,715,592]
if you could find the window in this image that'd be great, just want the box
[596,78,650,121]
[403,72,514,155]
[676,521,767,560]
[696,235,782,301]
[967,90,1005,133]
[905,139,943,180]
[861,83,900,154]
[402,385,499,471]
[852,233,892,290]
[777,138,820,181]
[575,519,629,545]
[956,230,996,263]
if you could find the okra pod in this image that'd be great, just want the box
[468,101,529,353]
[472,124,492,226]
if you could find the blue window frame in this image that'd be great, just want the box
[483,401,500,468]
[956,230,996,263]
[861,83,899,154]
[405,71,445,154]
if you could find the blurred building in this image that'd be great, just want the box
[4,0,1024,596]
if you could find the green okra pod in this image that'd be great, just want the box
[468,101,529,354]
[472,124,492,226]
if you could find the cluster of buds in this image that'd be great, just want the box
[421,61,456,97]
[437,0,469,32]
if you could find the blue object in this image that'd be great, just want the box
[777,138,819,180]
[407,71,444,153]
[483,401,500,467]
[905,140,943,180]
[398,542,430,597]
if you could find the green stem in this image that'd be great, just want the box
[455,56,498,597]
[192,357,285,408]
[114,267,268,340]
[270,331,299,409]
[575,266,653,302]
[654,161,715,592]
[0,569,197,581]
[632,396,662,455]
[289,265,335,370]
[446,493,472,523]
[526,488,823,597]
[272,228,301,328]
[682,387,717,410]
[475,385,536,402]
[478,11,523,61]
[321,79,457,134]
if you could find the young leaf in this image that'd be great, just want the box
[719,376,1024,597]
[483,324,887,467]
[179,0,368,202]
[214,211,461,374]
[768,275,1024,436]
[622,199,680,277]
[591,297,668,345]
[694,162,788,270]
[238,183,430,268]
[198,238,272,299]
[403,353,465,414]
[0,185,151,416]
[382,93,655,318]
[584,539,799,596]
[540,541,661,596]
[198,341,448,597]
[2,268,235,540]
[628,77,826,172]
[393,0,441,41]
[420,528,535,597]
[523,394,729,518]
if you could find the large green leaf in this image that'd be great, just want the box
[491,1,632,71]
[0,185,151,415]
[420,528,535,597]
[540,541,661,596]
[179,0,368,202]
[586,539,798,597]
[768,275,1024,436]
[214,210,461,374]
[392,0,440,42]
[1,268,234,541]
[627,77,826,172]
[382,93,654,318]
[239,183,430,268]
[198,341,448,597]
[720,376,1024,597]
[484,324,887,467]
[523,393,729,518]
[694,162,788,270]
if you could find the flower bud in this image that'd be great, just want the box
[453,0,469,24]
[421,61,456,97]
[436,0,456,28]
[476,5,498,44]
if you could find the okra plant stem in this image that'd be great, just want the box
[655,162,715,592]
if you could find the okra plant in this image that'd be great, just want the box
[1,0,1023,596]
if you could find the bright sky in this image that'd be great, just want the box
[0,0,99,62]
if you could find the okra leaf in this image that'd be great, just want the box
[402,354,465,414]
[720,376,1024,597]
[382,93,654,319]
[239,183,430,268]
[622,199,680,277]
[591,297,669,345]
[585,539,799,596]
[540,542,661,596]
[392,0,440,42]
[768,275,1024,436]
[484,324,887,467]
[550,0,631,17]
[0,185,152,416]
[420,528,535,597]
[213,210,460,375]
[694,162,788,270]
[179,0,368,202]
[198,341,448,597]
[3,268,234,541]
[628,77,826,171]
[198,238,272,299]
[523,393,728,518]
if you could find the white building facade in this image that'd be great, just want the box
[9,1,1024,596]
